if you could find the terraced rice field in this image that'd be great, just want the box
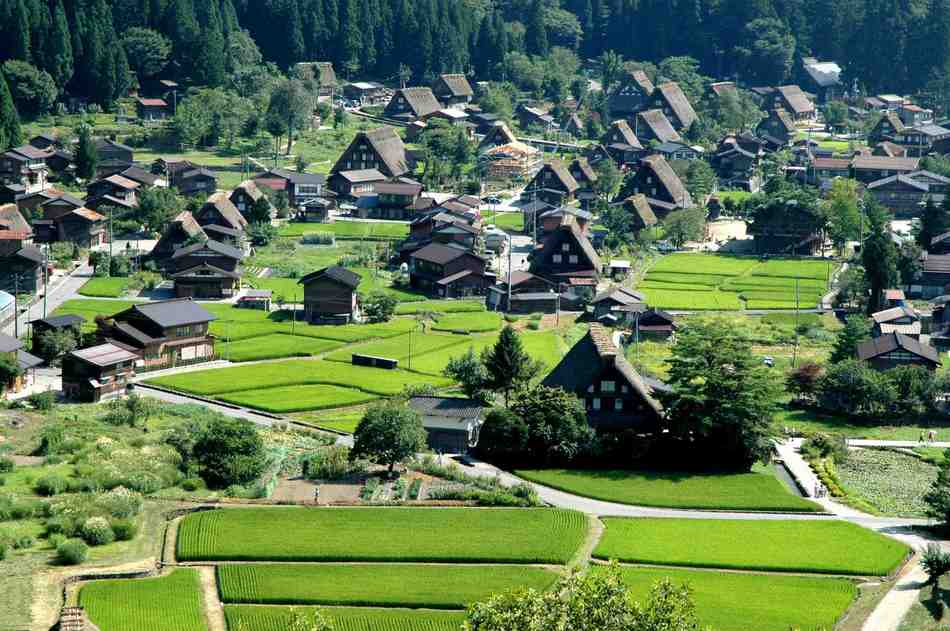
[594,518,909,576]
[606,566,857,631]
[220,334,345,362]
[217,564,559,608]
[279,220,410,241]
[430,311,503,333]
[177,507,588,563]
[79,569,205,631]
[218,384,378,413]
[224,605,466,631]
[638,254,834,310]
[395,300,486,315]
[325,332,470,366]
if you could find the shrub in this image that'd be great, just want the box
[0,543,5,560]
[0,457,14,474]
[923,543,950,584]
[35,474,69,496]
[81,517,115,546]
[28,391,55,411]
[801,433,848,463]
[57,539,88,565]
[45,516,69,535]
[181,478,202,492]
[225,484,248,498]
[303,445,362,481]
[48,533,66,548]
[12,534,34,549]
[408,478,422,500]
[96,487,144,518]
[301,232,335,245]
[111,519,137,541]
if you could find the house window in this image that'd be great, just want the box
[591,397,601,410]
[614,398,623,411]
[561,243,570,252]
[553,254,562,263]
[569,255,578,264]
[601,380,615,393]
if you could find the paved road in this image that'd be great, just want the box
[850,439,950,449]
[2,264,92,338]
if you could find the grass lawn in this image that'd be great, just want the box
[224,605,466,631]
[78,277,131,298]
[217,564,559,608]
[279,221,409,241]
[79,569,205,631]
[293,408,365,433]
[489,211,524,232]
[431,311,503,333]
[715,190,753,204]
[639,254,835,311]
[148,359,452,398]
[177,507,588,563]
[515,465,821,512]
[775,408,950,441]
[53,298,139,331]
[218,384,378,413]
[220,334,345,362]
[325,332,470,365]
[395,300,486,315]
[594,518,909,576]
[606,565,857,631]
[207,310,415,343]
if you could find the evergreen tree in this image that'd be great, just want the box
[338,0,362,74]
[47,0,73,88]
[830,315,871,364]
[481,325,542,406]
[862,198,899,314]
[526,0,549,56]
[8,0,31,62]
[917,198,950,250]
[194,0,226,85]
[0,73,22,151]
[26,0,50,68]
[74,125,97,180]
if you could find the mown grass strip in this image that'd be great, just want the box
[218,384,379,413]
[79,569,206,631]
[594,518,909,576]
[514,467,822,512]
[600,565,857,631]
[224,605,466,631]
[217,564,559,608]
[178,507,588,564]
[221,334,345,362]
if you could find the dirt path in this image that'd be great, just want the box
[197,565,227,631]
[861,556,927,631]
[569,515,604,570]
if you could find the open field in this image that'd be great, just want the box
[325,332,469,365]
[395,300,486,315]
[79,569,205,631]
[217,564,559,608]
[639,254,834,310]
[401,329,566,377]
[515,466,821,512]
[775,408,950,441]
[221,334,345,362]
[279,221,409,241]
[607,565,857,631]
[594,518,909,576]
[211,317,416,344]
[431,311,503,333]
[79,277,131,298]
[148,359,452,397]
[224,605,466,631]
[177,507,588,563]
[489,211,524,232]
[219,384,378,413]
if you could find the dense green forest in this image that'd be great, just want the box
[0,0,948,108]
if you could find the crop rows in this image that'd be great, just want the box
[177,507,588,564]
[80,569,205,631]
[224,605,466,631]
[218,384,379,413]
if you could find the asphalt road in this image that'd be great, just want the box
[2,263,93,338]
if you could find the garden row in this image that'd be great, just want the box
[639,254,835,310]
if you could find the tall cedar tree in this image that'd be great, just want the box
[74,126,97,180]
[830,315,871,364]
[658,319,781,471]
[917,197,950,250]
[47,0,73,87]
[862,198,899,314]
[481,325,542,406]
[525,0,549,57]
[0,73,21,151]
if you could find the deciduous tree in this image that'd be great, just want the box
[351,402,427,474]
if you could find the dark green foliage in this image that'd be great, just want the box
[814,360,896,420]
[36,474,69,496]
[111,518,138,541]
[0,354,23,395]
[508,386,593,466]
[37,327,78,363]
[443,348,489,401]
[362,290,397,323]
[122,27,171,80]
[28,390,55,411]
[658,318,781,471]
[2,60,57,117]
[183,416,267,488]
[830,315,870,364]
[57,539,88,565]
[74,125,97,181]
[481,325,542,405]
[352,402,427,473]
[925,454,950,525]
[0,456,13,473]
[0,73,21,151]
[862,198,899,314]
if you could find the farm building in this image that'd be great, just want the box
[857,333,940,372]
[29,314,84,357]
[0,332,43,397]
[530,218,601,289]
[591,287,646,322]
[525,160,580,207]
[543,324,664,431]
[384,87,442,122]
[600,120,644,167]
[169,240,243,299]
[648,82,697,130]
[871,306,920,338]
[298,266,361,325]
[431,74,474,106]
[237,289,272,311]
[61,343,137,402]
[634,109,682,145]
[408,396,484,454]
[330,128,411,179]
[636,309,678,340]
[409,243,494,298]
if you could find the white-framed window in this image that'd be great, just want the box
[591,397,601,410]
[601,380,615,392]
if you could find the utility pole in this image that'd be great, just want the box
[506,234,513,313]
[13,273,19,339]
[793,276,800,368]
[42,246,48,318]
[108,206,114,260]
[292,292,297,335]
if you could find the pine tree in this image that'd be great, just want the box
[338,0,362,74]
[481,325,542,406]
[74,125,97,180]
[25,0,50,67]
[9,0,31,61]
[47,0,73,88]
[526,0,549,56]
[0,73,22,151]
[194,0,226,85]
[862,198,900,314]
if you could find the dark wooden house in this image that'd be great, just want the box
[530,218,601,288]
[152,211,207,264]
[756,109,796,146]
[136,97,168,121]
[431,74,474,106]
[29,314,84,357]
[525,160,580,206]
[0,204,42,293]
[330,127,410,178]
[384,87,442,122]
[542,324,664,430]
[621,155,692,219]
[857,333,940,372]
[255,168,328,208]
[634,109,682,144]
[601,120,644,167]
[298,266,361,324]
[408,396,484,454]
[169,240,243,298]
[772,85,815,121]
[409,243,493,297]
[229,179,274,222]
[648,82,697,130]
[61,343,137,402]
[608,70,655,118]
[851,155,920,185]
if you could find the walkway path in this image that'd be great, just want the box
[850,439,950,449]
[862,557,928,631]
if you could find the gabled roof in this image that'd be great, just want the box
[200,192,248,231]
[776,85,815,115]
[629,70,655,95]
[232,179,267,202]
[70,208,106,222]
[434,74,474,98]
[298,266,362,289]
[542,220,602,271]
[170,262,241,279]
[867,174,929,192]
[172,211,207,240]
[137,97,167,107]
[653,82,697,129]
[30,314,84,328]
[171,239,243,260]
[103,174,140,190]
[94,138,133,153]
[40,192,84,209]
[0,203,31,238]
[120,166,163,187]
[636,110,682,143]
[593,286,645,305]
[857,332,939,364]
[536,160,579,193]
[70,343,139,367]
[803,59,842,88]
[388,87,442,118]
[117,298,217,328]
[479,122,519,150]
[333,127,409,177]
[767,108,796,133]
[410,242,480,265]
[852,155,920,171]
[876,111,907,135]
[542,323,663,417]
[409,395,483,421]
[871,305,917,324]
[623,194,657,227]
[261,167,325,187]
[570,157,597,184]
[336,169,386,183]
[639,155,692,207]
[604,120,644,150]
[0,332,23,353]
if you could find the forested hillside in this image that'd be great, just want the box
[0,0,948,107]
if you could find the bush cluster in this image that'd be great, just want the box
[81,517,115,546]
[57,539,88,565]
